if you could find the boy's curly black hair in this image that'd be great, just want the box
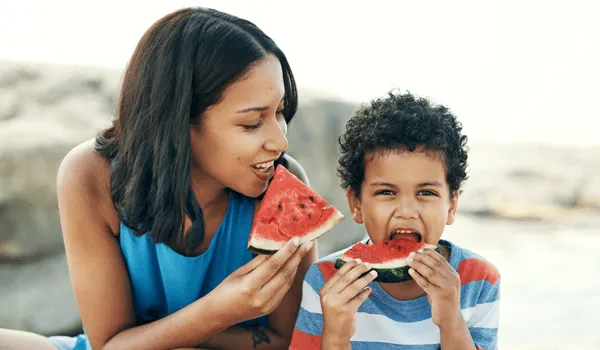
[337,90,469,197]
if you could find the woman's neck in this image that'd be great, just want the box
[168,168,231,256]
[189,167,229,212]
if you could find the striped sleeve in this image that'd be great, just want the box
[457,257,501,350]
[290,260,338,349]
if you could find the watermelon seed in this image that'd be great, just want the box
[300,203,306,209]
[277,204,283,211]
[308,196,315,202]
[307,213,312,219]
[292,216,298,222]
[383,242,388,246]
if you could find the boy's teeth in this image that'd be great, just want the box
[390,230,421,242]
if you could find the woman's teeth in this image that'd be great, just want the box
[252,161,274,173]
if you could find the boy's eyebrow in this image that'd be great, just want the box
[369,181,444,187]
[417,181,444,187]
[369,181,397,187]
[236,97,285,114]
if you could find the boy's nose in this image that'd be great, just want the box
[393,196,418,219]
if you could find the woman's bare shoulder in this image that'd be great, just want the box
[57,138,120,235]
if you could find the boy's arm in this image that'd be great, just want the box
[439,321,478,350]
[464,276,501,350]
[439,281,500,350]
[408,251,500,350]
[442,264,500,350]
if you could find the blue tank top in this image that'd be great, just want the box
[120,190,264,324]
[53,191,266,350]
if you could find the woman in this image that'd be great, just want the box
[0,7,317,350]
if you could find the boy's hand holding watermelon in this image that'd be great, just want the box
[319,259,377,349]
[406,248,463,330]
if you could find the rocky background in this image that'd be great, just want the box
[1,61,599,347]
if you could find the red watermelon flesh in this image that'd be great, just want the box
[248,165,344,254]
[334,239,438,283]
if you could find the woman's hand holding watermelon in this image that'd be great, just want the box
[319,259,377,349]
[406,249,463,329]
[208,237,314,325]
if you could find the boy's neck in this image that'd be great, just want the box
[378,244,451,301]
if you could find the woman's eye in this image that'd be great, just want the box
[242,121,262,130]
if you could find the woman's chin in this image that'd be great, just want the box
[231,181,269,199]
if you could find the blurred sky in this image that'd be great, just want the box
[1,0,599,147]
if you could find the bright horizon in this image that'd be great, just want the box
[1,0,599,147]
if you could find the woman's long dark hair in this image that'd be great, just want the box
[94,7,298,255]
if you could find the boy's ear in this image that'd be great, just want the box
[346,187,363,224]
[446,190,460,225]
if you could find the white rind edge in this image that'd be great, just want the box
[249,208,345,251]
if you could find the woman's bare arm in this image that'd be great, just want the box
[57,141,311,350]
[57,142,233,349]
[198,244,317,349]
[199,154,318,349]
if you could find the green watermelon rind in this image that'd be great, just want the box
[334,244,440,283]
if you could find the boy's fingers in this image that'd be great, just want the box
[349,286,372,309]
[339,269,377,302]
[407,256,446,288]
[422,249,453,272]
[409,268,438,294]
[321,259,360,295]
[329,262,372,295]
[410,253,449,278]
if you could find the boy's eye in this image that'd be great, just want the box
[276,109,285,117]
[418,190,438,196]
[375,190,395,196]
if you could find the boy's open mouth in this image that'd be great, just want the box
[389,228,422,242]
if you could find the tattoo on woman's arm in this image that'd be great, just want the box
[243,325,271,348]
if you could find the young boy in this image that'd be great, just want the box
[290,91,500,349]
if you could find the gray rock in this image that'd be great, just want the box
[0,253,80,335]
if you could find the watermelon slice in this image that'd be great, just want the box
[248,165,344,254]
[334,239,439,283]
